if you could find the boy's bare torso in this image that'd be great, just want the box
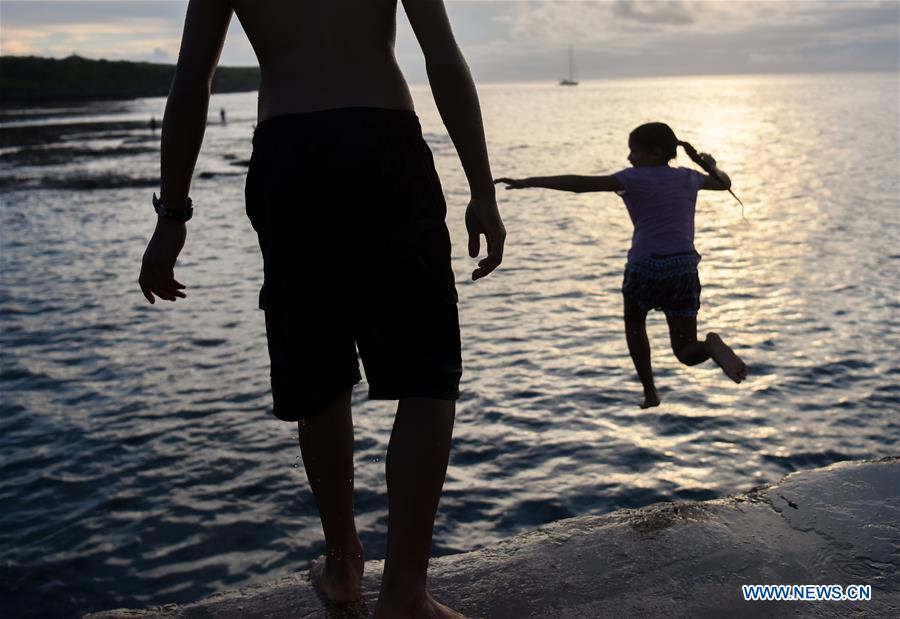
[230,0,415,121]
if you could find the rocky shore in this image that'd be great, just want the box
[85,457,898,619]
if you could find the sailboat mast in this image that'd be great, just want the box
[559,45,578,85]
[569,46,574,81]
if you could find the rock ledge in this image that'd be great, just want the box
[86,457,899,618]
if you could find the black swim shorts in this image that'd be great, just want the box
[622,252,702,318]
[245,107,462,421]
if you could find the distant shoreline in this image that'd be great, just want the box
[0,55,259,105]
[2,56,892,106]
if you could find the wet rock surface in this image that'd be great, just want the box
[86,457,899,619]
[0,120,151,148]
[0,145,157,167]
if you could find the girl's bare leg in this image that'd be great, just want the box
[666,315,748,382]
[624,296,659,408]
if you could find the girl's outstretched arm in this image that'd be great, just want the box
[494,175,623,193]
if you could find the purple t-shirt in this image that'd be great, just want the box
[613,165,706,263]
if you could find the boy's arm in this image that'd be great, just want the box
[495,175,623,193]
[159,0,233,211]
[402,0,505,281]
[139,0,232,305]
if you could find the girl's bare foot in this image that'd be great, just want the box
[640,395,660,409]
[374,591,470,619]
[309,544,364,604]
[640,389,660,409]
[706,333,748,383]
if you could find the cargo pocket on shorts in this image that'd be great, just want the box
[414,224,458,306]
[414,135,448,223]
[244,151,262,230]
[244,151,270,310]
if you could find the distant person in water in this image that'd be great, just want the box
[219,108,226,124]
[149,116,157,133]
[137,1,505,618]
[496,122,746,408]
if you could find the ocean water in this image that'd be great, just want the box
[1,73,898,617]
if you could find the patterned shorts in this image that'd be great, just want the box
[622,252,702,318]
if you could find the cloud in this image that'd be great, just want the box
[612,1,695,26]
[747,51,803,67]
[1,17,180,59]
[472,0,899,79]
[0,3,252,64]
[151,47,175,63]
[498,0,899,44]
[0,0,897,79]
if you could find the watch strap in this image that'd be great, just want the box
[152,193,193,222]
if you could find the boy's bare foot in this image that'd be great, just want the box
[309,545,365,604]
[374,591,470,619]
[706,333,748,383]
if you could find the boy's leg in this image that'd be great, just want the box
[666,315,748,383]
[299,389,365,603]
[375,397,457,616]
[624,296,659,408]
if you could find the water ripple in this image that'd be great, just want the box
[1,75,898,617]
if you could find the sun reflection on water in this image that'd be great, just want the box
[0,72,897,614]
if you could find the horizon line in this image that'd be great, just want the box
[3,53,897,86]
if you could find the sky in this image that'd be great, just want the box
[1,1,898,82]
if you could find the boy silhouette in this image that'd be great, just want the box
[138,1,505,618]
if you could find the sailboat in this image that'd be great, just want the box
[559,46,579,86]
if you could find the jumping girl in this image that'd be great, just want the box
[495,122,747,408]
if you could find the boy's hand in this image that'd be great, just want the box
[494,177,526,190]
[699,153,717,167]
[138,220,187,304]
[465,195,506,281]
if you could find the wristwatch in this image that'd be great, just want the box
[152,193,193,222]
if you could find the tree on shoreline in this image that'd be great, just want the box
[0,55,259,104]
